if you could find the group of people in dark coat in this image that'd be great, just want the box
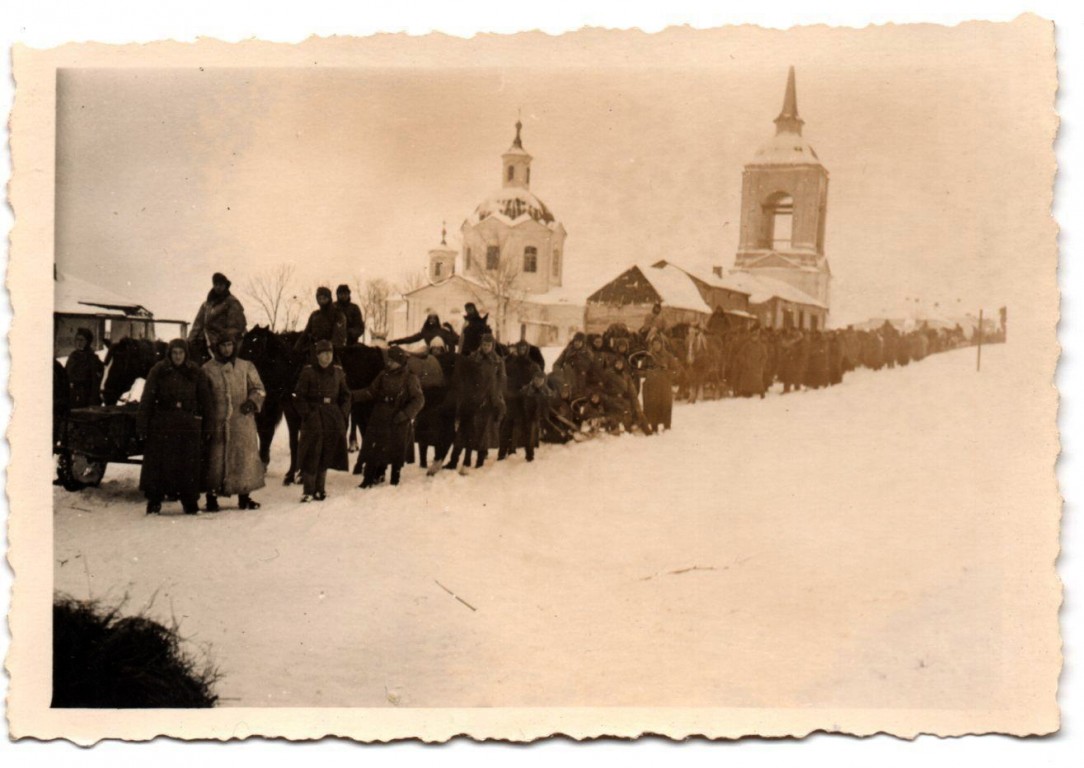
[138,331,267,515]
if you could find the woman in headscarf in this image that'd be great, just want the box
[294,339,352,502]
[138,339,213,515]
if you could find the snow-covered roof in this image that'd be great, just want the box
[652,260,752,297]
[717,270,827,310]
[468,188,558,228]
[54,270,152,317]
[748,131,823,167]
[530,282,592,306]
[639,263,712,314]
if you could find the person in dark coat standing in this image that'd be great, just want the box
[735,327,768,398]
[296,287,348,360]
[640,335,678,432]
[390,311,459,352]
[459,302,492,356]
[188,272,247,363]
[293,339,352,502]
[335,284,365,345]
[442,332,506,473]
[353,346,425,488]
[65,327,104,408]
[498,339,543,461]
[422,338,460,476]
[138,339,213,515]
[804,331,830,390]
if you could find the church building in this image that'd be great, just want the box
[391,121,585,347]
[731,67,831,328]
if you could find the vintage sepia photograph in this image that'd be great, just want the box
[4,9,1066,748]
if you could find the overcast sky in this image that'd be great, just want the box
[54,21,1054,326]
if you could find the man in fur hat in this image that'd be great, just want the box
[188,272,248,363]
[202,330,266,511]
[296,286,348,360]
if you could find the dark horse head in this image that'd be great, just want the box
[102,337,167,405]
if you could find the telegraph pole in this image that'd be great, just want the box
[976,309,983,372]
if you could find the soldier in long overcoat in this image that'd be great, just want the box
[735,328,768,398]
[202,331,266,510]
[640,335,678,432]
[499,339,543,460]
[443,333,506,472]
[188,272,247,363]
[65,327,104,408]
[804,331,830,390]
[353,346,425,488]
[408,339,448,470]
[138,339,213,515]
[293,339,352,501]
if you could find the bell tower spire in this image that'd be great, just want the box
[501,118,533,189]
[774,66,805,136]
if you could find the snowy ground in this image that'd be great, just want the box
[53,342,1046,709]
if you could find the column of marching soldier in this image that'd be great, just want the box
[110,274,976,514]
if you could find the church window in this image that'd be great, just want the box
[762,193,794,249]
[486,245,500,270]
[552,248,560,277]
[524,246,538,273]
[507,165,515,182]
[434,261,443,278]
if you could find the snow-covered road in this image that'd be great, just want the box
[53,343,1056,710]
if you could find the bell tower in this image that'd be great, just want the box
[502,119,533,189]
[734,67,831,309]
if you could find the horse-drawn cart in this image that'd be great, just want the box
[54,403,144,491]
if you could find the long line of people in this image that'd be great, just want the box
[134,274,982,513]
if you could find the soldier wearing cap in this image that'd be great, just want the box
[351,345,425,488]
[293,338,352,502]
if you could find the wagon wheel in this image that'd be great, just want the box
[69,453,107,488]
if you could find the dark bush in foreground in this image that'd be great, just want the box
[52,594,220,708]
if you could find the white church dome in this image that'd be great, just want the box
[469,188,558,227]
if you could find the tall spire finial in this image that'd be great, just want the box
[513,116,523,149]
[774,66,805,136]
[441,221,447,246]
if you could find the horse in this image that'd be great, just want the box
[668,323,723,403]
[101,337,167,406]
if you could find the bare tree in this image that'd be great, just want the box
[396,268,428,295]
[359,278,392,339]
[473,240,527,342]
[244,264,297,331]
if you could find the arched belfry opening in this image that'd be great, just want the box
[762,192,794,249]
